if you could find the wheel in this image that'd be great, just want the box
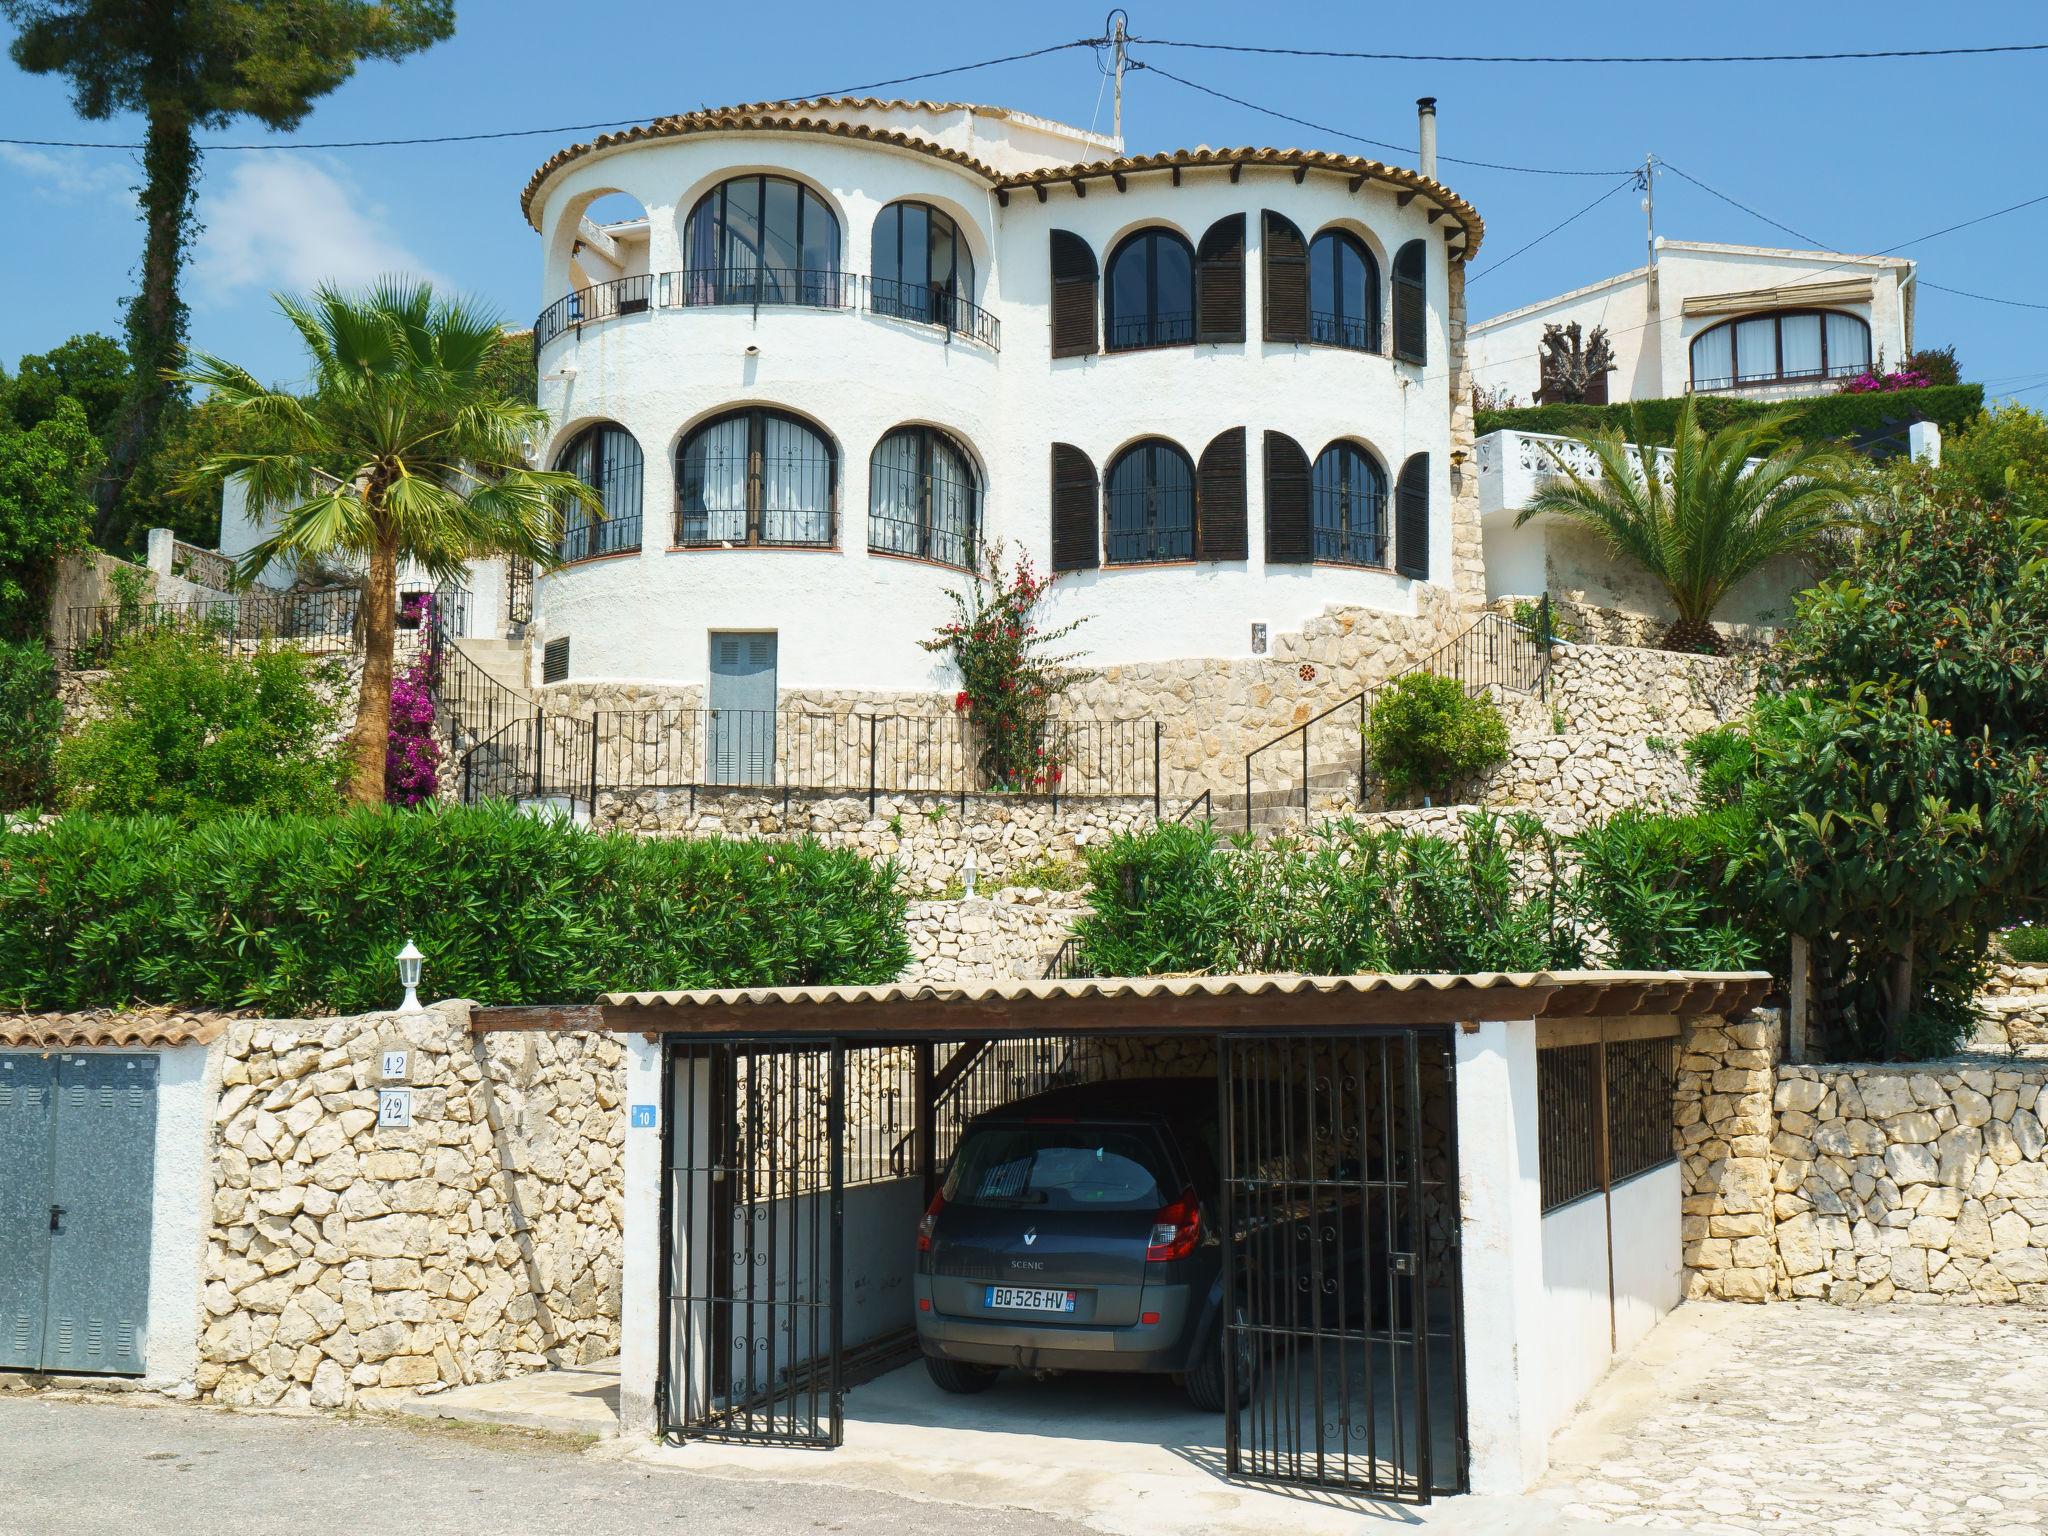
[1185,1305,1254,1412]
[924,1353,1000,1394]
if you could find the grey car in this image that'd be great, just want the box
[912,1077,1246,1410]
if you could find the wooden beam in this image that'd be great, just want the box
[1292,165,1307,185]
[1397,190,1418,207]
[1427,208,1444,224]
[1071,177,1086,198]
[1348,174,1368,193]
[996,189,1009,207]
[1171,165,1182,186]
[1111,171,1127,193]
[1229,163,1242,184]
[1033,183,1047,204]
[471,1003,605,1033]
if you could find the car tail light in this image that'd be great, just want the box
[917,1190,946,1253]
[1146,1187,1200,1263]
[1140,1311,1161,1326]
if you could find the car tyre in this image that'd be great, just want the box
[1185,1305,1253,1413]
[924,1354,1000,1395]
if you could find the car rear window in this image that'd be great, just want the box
[945,1125,1170,1212]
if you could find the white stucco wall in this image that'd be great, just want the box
[143,1041,217,1390]
[1469,241,1913,406]
[618,1031,665,1438]
[525,116,1464,693]
[1609,1163,1682,1358]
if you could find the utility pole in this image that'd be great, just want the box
[1642,152,1661,394]
[1642,151,1658,270]
[1108,10,1129,145]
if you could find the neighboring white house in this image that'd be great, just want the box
[518,96,1484,698]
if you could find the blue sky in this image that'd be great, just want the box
[2,0,2044,398]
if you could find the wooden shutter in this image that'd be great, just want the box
[1195,215,1246,343]
[1049,443,1099,571]
[1262,211,1309,344]
[1196,428,1248,562]
[1395,452,1430,580]
[1392,239,1428,365]
[1049,230,1098,358]
[1262,431,1312,564]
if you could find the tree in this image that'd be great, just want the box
[1519,395,1861,653]
[1,1,454,544]
[177,281,596,806]
[1,332,132,438]
[0,395,101,640]
[1537,321,1615,405]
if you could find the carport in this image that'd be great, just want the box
[474,968,1769,1502]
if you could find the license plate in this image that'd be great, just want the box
[985,1285,1076,1313]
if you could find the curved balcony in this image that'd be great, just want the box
[534,268,1002,355]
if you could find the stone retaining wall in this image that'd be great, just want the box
[200,1002,623,1409]
[902,889,1088,985]
[1679,1013,2048,1307]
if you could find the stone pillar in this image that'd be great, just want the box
[146,527,176,579]
[1675,1007,1783,1301]
[1444,260,1487,609]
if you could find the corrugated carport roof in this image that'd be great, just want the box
[472,970,1772,1039]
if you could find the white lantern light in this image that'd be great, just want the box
[396,939,425,1013]
[962,846,978,900]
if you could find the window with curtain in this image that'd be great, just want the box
[872,202,976,332]
[1690,309,1872,391]
[1311,441,1389,566]
[1308,230,1382,352]
[676,409,836,548]
[1104,229,1196,351]
[553,422,645,562]
[868,426,980,569]
[683,175,841,307]
[1103,439,1196,563]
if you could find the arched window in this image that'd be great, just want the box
[1105,229,1196,351]
[872,203,976,332]
[869,426,980,569]
[683,175,841,307]
[1311,440,1389,566]
[1309,230,1382,352]
[676,408,836,549]
[553,422,644,562]
[1104,439,1196,564]
[1689,309,1870,392]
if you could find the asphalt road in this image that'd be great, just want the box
[0,1392,1098,1536]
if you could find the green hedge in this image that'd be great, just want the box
[0,803,909,1013]
[1474,383,1984,447]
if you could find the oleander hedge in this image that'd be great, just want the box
[0,803,909,1013]
[1475,383,1984,447]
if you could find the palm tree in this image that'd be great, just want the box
[1517,396,1861,654]
[178,280,598,806]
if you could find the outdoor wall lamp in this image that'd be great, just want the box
[963,847,978,899]
[396,939,425,1013]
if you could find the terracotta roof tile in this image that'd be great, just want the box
[0,1007,233,1051]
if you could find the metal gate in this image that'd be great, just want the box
[1219,1031,1464,1501]
[0,1053,158,1376]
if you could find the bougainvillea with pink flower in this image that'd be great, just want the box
[922,542,1090,791]
[384,594,442,804]
[1839,367,1933,395]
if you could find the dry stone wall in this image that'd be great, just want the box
[901,889,1089,985]
[200,1002,623,1409]
[1679,1013,2048,1308]
[1973,964,2048,1055]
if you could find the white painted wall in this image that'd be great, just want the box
[1608,1164,1682,1360]
[526,114,1462,692]
[617,1032,665,1438]
[143,1041,216,1390]
[1468,241,1914,407]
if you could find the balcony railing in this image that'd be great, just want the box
[674,507,836,550]
[535,268,1001,354]
[1308,310,1384,354]
[1688,359,1867,394]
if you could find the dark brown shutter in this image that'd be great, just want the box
[1050,443,1099,571]
[1195,215,1246,343]
[1049,229,1098,358]
[1196,428,1248,562]
[1262,211,1309,344]
[541,636,570,684]
[1395,452,1430,580]
[1262,431,1312,564]
[1392,239,1428,365]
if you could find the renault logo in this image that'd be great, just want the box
[1023,1228,1037,1246]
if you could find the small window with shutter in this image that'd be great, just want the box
[1262,431,1313,564]
[1262,211,1310,344]
[1394,452,1430,580]
[1049,230,1099,358]
[1194,215,1246,343]
[1049,443,1100,571]
[1196,427,1247,562]
[542,636,570,684]
[1391,240,1428,365]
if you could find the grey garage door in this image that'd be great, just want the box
[0,1053,157,1375]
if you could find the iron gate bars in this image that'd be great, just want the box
[1219,1030,1465,1502]
[662,1041,845,1446]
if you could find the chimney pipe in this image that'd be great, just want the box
[1416,97,1438,181]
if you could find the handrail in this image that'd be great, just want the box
[1240,603,1554,834]
[1176,789,1212,824]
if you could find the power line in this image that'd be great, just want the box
[1467,175,1641,282]
[1130,57,1634,177]
[1126,36,2048,65]
[0,38,1108,152]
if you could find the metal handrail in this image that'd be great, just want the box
[1176,789,1213,824]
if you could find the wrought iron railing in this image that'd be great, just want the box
[534,268,1001,354]
[866,509,977,570]
[62,586,361,665]
[558,509,644,563]
[1105,311,1196,351]
[674,507,835,550]
[507,559,533,625]
[1042,937,1091,980]
[1240,605,1553,833]
[1308,310,1382,352]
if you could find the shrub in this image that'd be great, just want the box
[0,803,910,1012]
[54,629,347,819]
[2000,926,2048,964]
[1474,383,1984,449]
[1365,674,1509,802]
[0,637,60,812]
[1568,807,1768,971]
